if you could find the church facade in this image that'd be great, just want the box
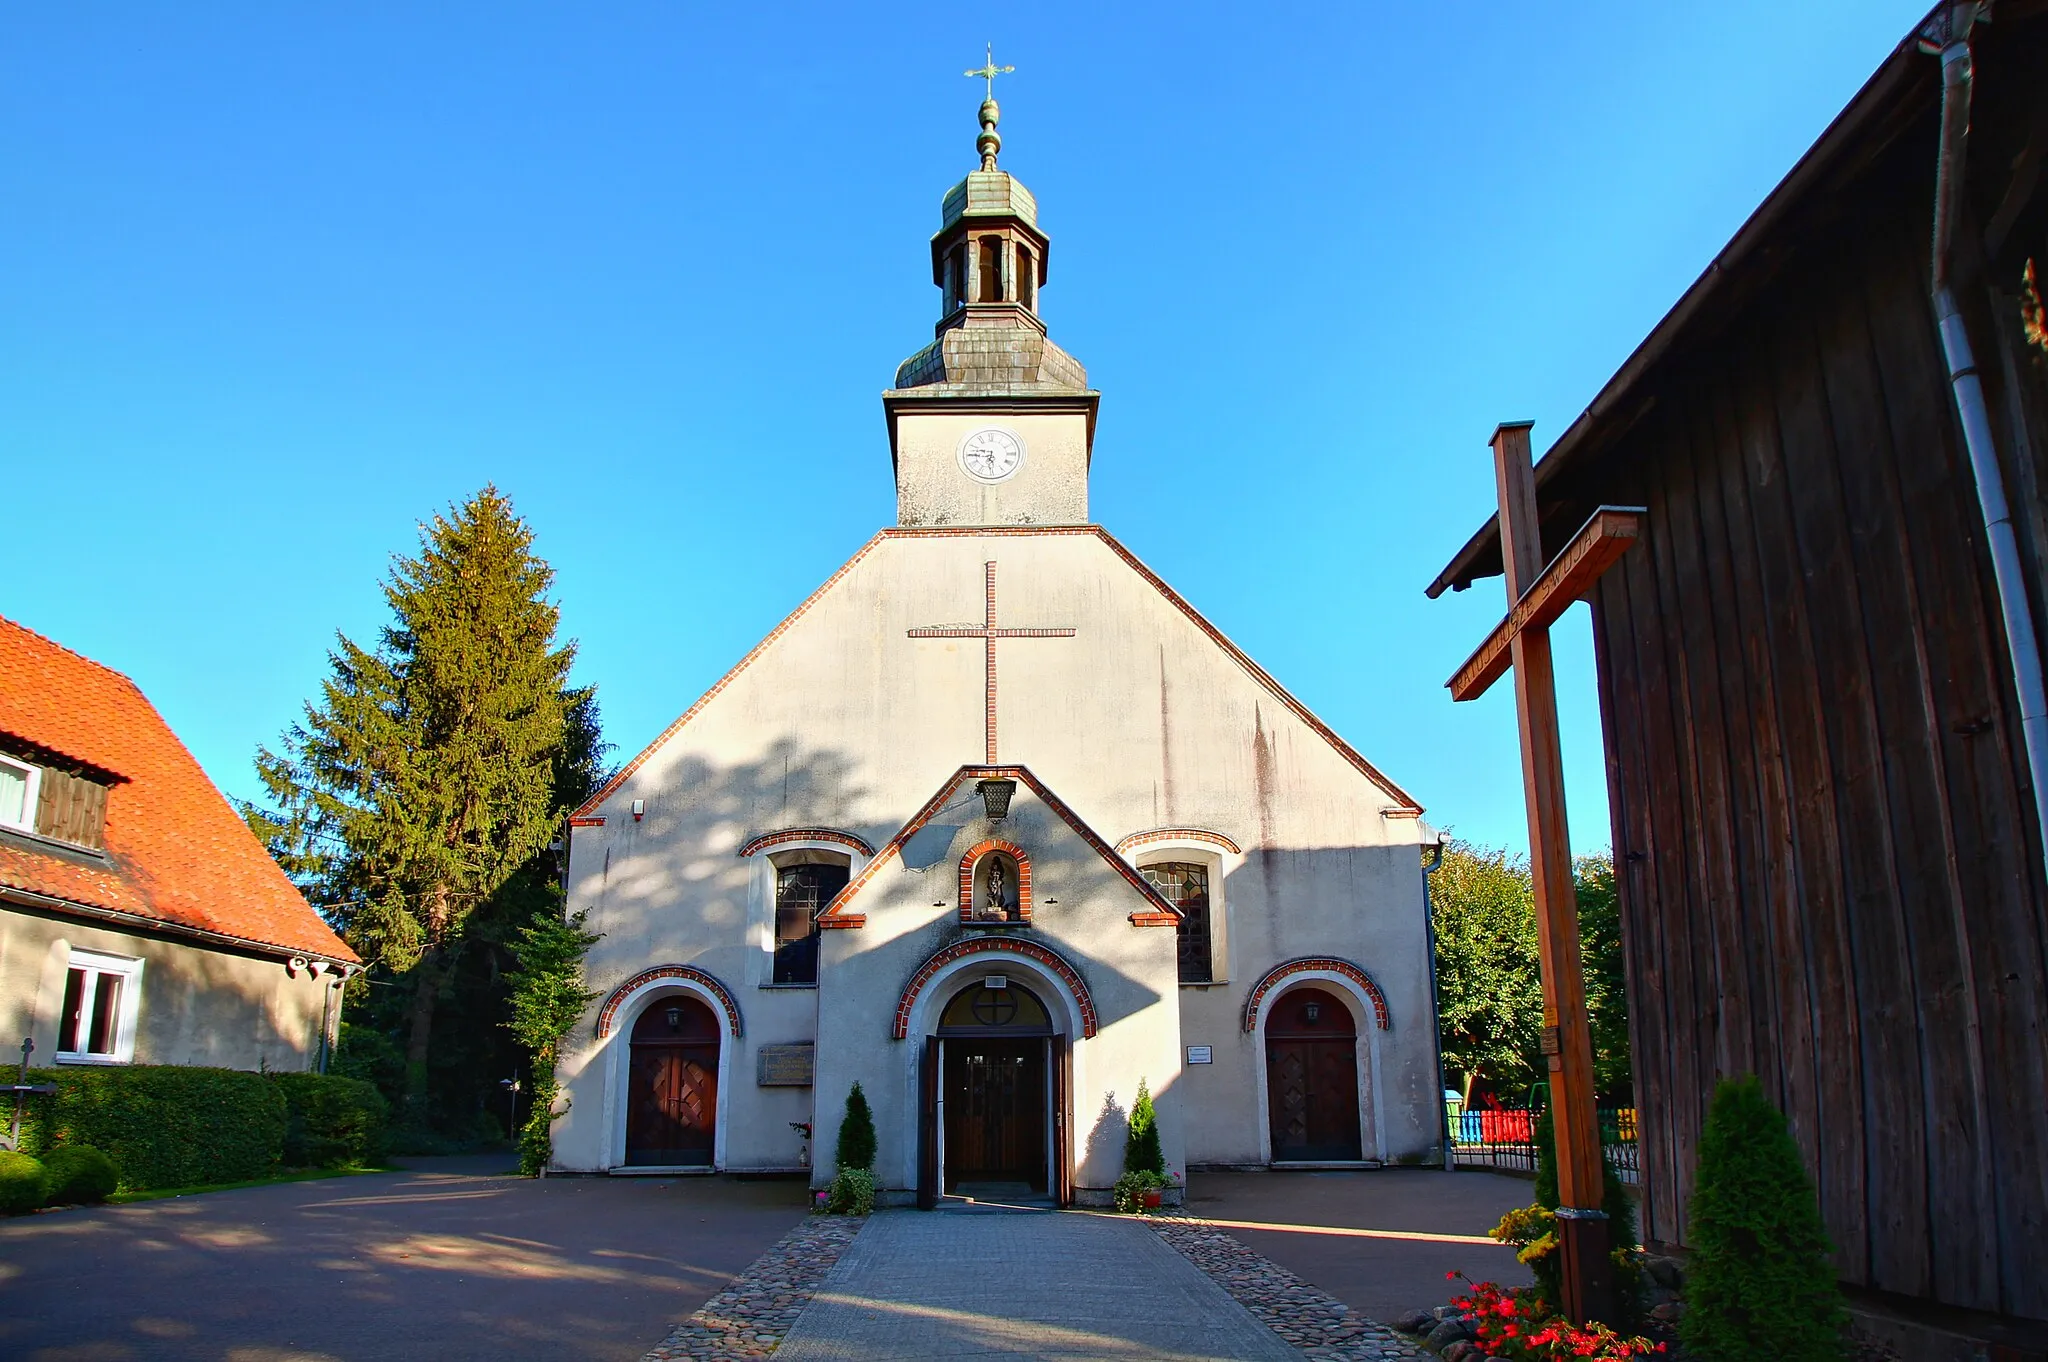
[549,95,1442,1202]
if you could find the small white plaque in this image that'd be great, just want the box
[983,974,1009,990]
[1186,1046,1213,1065]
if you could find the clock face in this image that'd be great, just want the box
[958,427,1025,483]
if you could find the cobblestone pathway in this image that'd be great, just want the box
[643,1216,865,1360]
[641,1208,1428,1360]
[1144,1213,1427,1362]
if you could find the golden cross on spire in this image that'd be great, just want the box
[964,44,1014,101]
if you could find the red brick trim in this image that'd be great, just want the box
[568,815,605,828]
[1241,957,1390,1033]
[574,525,1421,824]
[958,839,1032,923]
[814,764,1182,930]
[596,964,745,1040]
[1115,827,1242,857]
[893,937,1097,1040]
[737,827,876,859]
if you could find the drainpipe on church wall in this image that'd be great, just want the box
[1421,832,1452,1172]
[1926,3,2048,865]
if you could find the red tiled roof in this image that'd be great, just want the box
[0,615,356,963]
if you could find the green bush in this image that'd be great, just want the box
[1124,1078,1164,1176]
[824,1166,878,1215]
[835,1081,876,1174]
[15,1065,286,1191]
[41,1146,119,1205]
[1682,1075,1846,1362]
[267,1071,389,1167]
[0,1151,48,1213]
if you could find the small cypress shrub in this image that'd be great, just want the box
[0,1151,48,1213]
[1124,1078,1164,1176]
[1682,1075,1846,1362]
[42,1146,120,1205]
[835,1081,876,1174]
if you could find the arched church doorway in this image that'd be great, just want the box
[624,996,720,1167]
[932,978,1060,1200]
[1264,986,1363,1162]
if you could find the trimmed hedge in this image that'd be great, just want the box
[268,1071,389,1168]
[0,1151,47,1213]
[17,1065,285,1191]
[42,1146,119,1205]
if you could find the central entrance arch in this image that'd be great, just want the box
[939,981,1052,1197]
[1264,986,1363,1162]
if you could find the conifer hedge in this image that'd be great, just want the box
[14,1066,387,1191]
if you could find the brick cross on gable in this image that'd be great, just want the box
[909,561,1076,763]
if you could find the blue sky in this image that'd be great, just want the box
[1,2,1930,856]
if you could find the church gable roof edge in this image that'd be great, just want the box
[570,530,896,820]
[816,763,1182,929]
[573,524,1423,822]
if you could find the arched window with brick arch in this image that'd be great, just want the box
[958,839,1031,924]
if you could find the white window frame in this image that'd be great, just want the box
[56,950,143,1065]
[0,753,40,834]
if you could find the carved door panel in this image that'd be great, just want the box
[1266,1039,1361,1162]
[626,1044,718,1166]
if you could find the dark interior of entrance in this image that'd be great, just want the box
[1265,986,1363,1162]
[624,995,719,1166]
[937,981,1052,1196]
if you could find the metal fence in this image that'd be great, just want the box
[1446,1104,1639,1186]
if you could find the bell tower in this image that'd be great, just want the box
[885,54,1099,528]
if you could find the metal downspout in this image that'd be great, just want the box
[1421,833,1453,1171]
[1926,3,2048,853]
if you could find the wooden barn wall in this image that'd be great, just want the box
[1585,124,2048,1322]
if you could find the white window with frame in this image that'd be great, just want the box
[0,754,40,833]
[1134,842,1234,985]
[57,950,143,1064]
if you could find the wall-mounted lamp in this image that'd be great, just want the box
[631,799,645,822]
[976,778,1016,820]
[1304,1002,1322,1024]
[665,1004,683,1029]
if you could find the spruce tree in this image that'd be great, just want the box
[836,1082,876,1173]
[251,487,602,1121]
[1682,1076,1845,1362]
[1125,1079,1165,1175]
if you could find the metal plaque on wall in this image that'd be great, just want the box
[757,1043,815,1087]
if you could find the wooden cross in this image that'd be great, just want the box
[909,561,1075,764]
[1446,422,1643,1326]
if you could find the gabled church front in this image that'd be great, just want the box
[551,89,1441,1202]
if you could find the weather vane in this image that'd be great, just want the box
[964,44,1014,101]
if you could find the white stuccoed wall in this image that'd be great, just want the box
[893,411,1089,527]
[552,527,1435,1176]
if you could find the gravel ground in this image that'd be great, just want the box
[1145,1211,1428,1362]
[642,1216,866,1360]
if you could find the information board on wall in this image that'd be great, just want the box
[757,1043,815,1087]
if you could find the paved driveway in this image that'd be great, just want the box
[775,1210,1299,1361]
[1185,1169,1537,1323]
[0,1156,808,1362]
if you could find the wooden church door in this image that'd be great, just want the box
[1265,987,1363,1162]
[625,997,720,1166]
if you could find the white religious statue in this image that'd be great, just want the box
[983,856,1017,920]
